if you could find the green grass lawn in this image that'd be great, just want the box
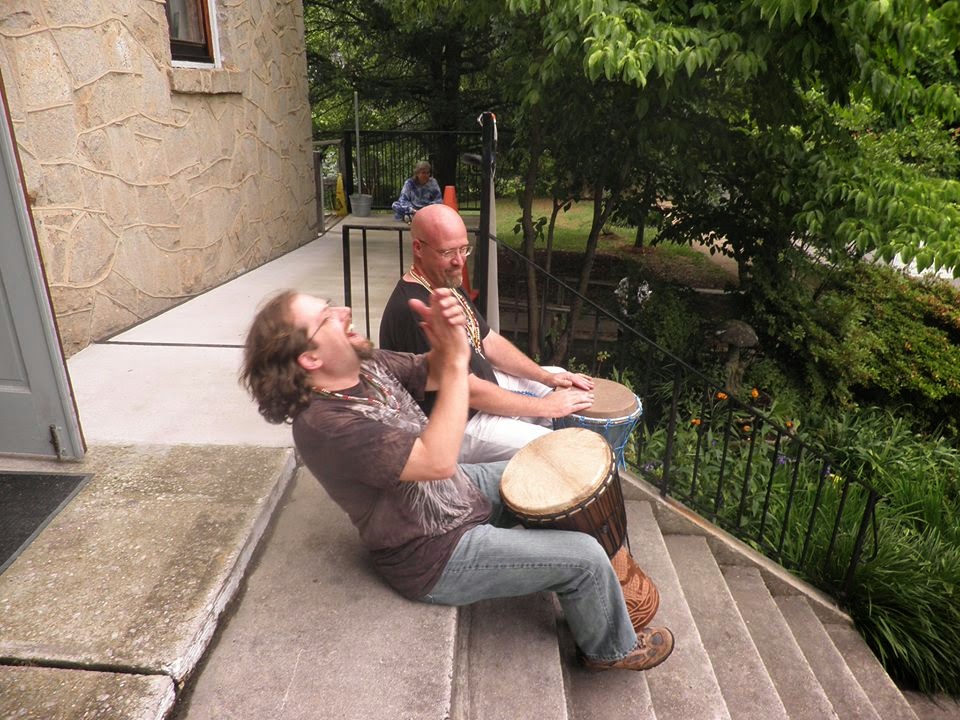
[491,197,738,290]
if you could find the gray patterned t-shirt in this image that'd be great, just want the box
[292,349,491,599]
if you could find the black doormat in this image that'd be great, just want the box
[0,472,91,575]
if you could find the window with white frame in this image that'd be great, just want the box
[165,0,216,64]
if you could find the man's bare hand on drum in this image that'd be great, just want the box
[545,371,594,391]
[540,387,595,418]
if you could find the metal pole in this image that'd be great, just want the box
[314,149,326,233]
[341,224,352,307]
[475,112,495,313]
[353,90,363,200]
[353,91,362,193]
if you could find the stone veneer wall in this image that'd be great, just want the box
[0,1,317,355]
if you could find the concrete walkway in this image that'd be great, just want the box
[69,214,413,448]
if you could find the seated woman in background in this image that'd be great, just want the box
[392,161,443,221]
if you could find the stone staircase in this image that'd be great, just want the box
[446,492,918,720]
[174,468,923,720]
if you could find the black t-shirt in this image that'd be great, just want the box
[379,279,498,415]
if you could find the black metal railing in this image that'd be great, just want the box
[334,130,485,211]
[339,222,881,602]
[340,222,413,339]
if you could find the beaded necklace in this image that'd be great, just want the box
[312,369,397,410]
[408,267,485,358]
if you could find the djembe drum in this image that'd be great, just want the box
[499,427,659,630]
[553,378,643,469]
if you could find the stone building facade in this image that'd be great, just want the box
[0,0,317,355]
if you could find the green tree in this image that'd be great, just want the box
[303,0,504,182]
[548,0,960,275]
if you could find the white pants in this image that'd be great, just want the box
[457,368,562,463]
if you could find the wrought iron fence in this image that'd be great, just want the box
[334,130,485,211]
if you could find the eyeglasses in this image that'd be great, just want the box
[306,300,333,344]
[418,239,473,260]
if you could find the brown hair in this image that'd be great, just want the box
[239,290,313,424]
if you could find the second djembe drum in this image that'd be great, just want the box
[553,378,643,469]
[499,427,660,629]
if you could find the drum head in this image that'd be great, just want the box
[579,378,638,419]
[500,428,614,516]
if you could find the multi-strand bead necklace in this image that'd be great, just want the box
[312,369,397,410]
[408,267,485,358]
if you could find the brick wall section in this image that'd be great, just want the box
[0,1,317,355]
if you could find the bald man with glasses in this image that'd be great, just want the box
[380,203,596,463]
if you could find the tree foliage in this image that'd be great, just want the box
[303,0,503,134]
[310,0,960,274]
[364,0,957,369]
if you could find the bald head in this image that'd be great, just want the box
[410,204,469,289]
[410,203,466,243]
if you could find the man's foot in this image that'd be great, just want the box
[581,627,675,672]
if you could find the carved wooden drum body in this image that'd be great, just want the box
[499,427,627,558]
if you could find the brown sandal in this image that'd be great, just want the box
[611,546,660,631]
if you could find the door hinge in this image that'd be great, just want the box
[49,424,65,461]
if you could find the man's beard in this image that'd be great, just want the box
[353,339,375,359]
[442,271,462,289]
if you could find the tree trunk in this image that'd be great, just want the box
[634,216,646,249]
[425,32,463,188]
[633,179,657,249]
[546,196,567,277]
[549,185,621,365]
[520,108,544,357]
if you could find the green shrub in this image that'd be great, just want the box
[750,254,960,438]
[811,407,960,693]
[852,266,960,435]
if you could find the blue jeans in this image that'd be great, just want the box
[421,462,638,662]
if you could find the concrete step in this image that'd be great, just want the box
[0,665,175,720]
[169,467,922,720]
[664,535,788,720]
[776,595,881,720]
[903,690,960,720]
[0,445,295,720]
[451,593,567,720]
[173,468,459,720]
[723,565,838,720]
[555,593,657,720]
[627,501,732,720]
[824,622,920,720]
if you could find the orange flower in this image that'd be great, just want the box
[691,418,701,426]
[751,388,759,399]
[742,424,752,433]
[715,391,728,400]
[785,421,794,429]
